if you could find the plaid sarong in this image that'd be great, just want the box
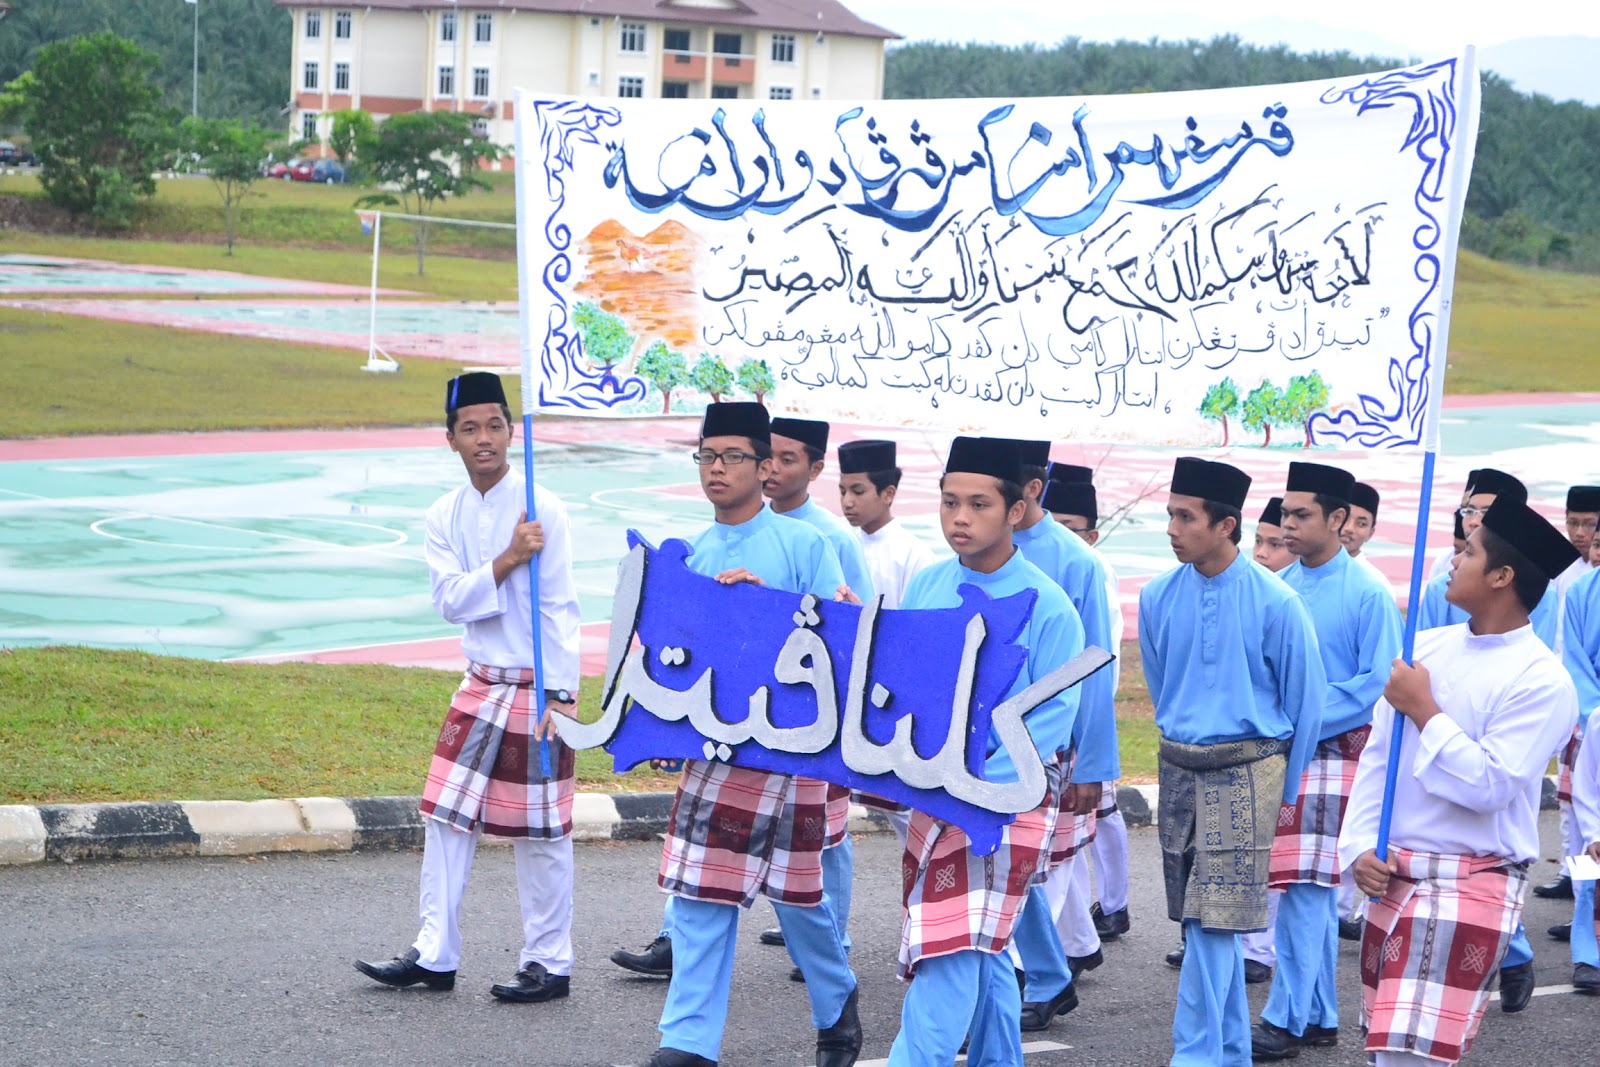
[1095,780,1119,820]
[851,789,909,815]
[898,761,1062,979]
[1269,725,1370,888]
[419,662,575,839]
[658,760,829,907]
[1361,849,1527,1064]
[825,782,851,848]
[1557,728,1581,805]
[1158,735,1290,932]
[1047,751,1097,866]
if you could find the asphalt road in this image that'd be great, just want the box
[1,816,1593,1067]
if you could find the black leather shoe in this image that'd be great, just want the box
[1244,959,1273,985]
[789,965,806,983]
[490,961,570,1003]
[815,987,862,1067]
[1338,917,1363,942]
[1300,1025,1337,1047]
[611,935,673,977]
[1250,1020,1301,1060]
[760,926,786,947]
[1165,943,1185,968]
[354,947,455,990]
[1020,982,1078,1031]
[1091,902,1131,941]
[1499,962,1535,1013]
[626,1048,716,1067]
[1067,948,1103,978]
[1574,963,1600,991]
[1533,872,1574,899]
[1549,921,1573,941]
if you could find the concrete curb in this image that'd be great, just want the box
[0,780,1550,866]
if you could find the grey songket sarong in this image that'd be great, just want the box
[1158,735,1290,933]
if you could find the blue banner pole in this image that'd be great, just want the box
[523,417,552,780]
[1374,449,1436,862]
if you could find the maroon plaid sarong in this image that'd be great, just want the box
[1095,780,1118,820]
[825,782,851,848]
[851,789,908,815]
[1046,751,1095,866]
[1557,728,1580,805]
[1269,725,1370,888]
[897,762,1061,979]
[419,662,575,839]
[658,760,828,907]
[1360,848,1526,1064]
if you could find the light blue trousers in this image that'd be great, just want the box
[1502,921,1533,968]
[658,895,855,1062]
[1013,883,1073,1002]
[1261,882,1339,1034]
[887,949,1023,1067]
[823,833,854,954]
[1171,919,1250,1066]
[1573,878,1600,968]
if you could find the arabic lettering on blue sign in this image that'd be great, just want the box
[553,533,1112,855]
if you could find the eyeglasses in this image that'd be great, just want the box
[1457,506,1486,519]
[1567,517,1599,532]
[691,448,758,466]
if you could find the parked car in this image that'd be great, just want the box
[286,159,318,182]
[265,159,296,179]
[310,159,347,184]
[0,141,38,167]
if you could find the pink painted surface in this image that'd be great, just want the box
[0,255,414,297]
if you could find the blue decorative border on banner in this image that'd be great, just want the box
[1308,58,1463,449]
[530,98,648,411]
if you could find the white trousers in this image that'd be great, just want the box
[1090,806,1130,914]
[885,807,912,848]
[1043,853,1102,957]
[412,817,575,975]
[1242,889,1281,966]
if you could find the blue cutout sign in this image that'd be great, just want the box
[553,533,1113,855]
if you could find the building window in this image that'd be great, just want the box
[334,10,353,40]
[810,87,823,99]
[304,11,321,39]
[303,61,319,91]
[663,28,691,52]
[437,66,455,97]
[618,76,644,99]
[474,12,493,44]
[712,85,738,99]
[769,86,793,100]
[472,118,490,138]
[302,112,318,141]
[472,67,490,99]
[439,11,456,43]
[713,33,742,57]
[771,34,795,63]
[620,22,647,53]
[662,81,689,99]
[334,62,350,92]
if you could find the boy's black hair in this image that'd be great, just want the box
[447,403,512,434]
[858,467,903,493]
[1020,463,1049,490]
[1201,500,1244,545]
[802,444,825,465]
[1310,493,1351,533]
[1478,525,1548,614]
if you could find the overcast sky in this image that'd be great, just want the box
[851,0,1600,57]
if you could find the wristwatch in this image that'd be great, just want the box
[553,689,575,705]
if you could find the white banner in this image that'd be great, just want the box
[514,56,1478,450]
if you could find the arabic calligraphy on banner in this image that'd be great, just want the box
[515,57,1476,449]
[552,534,1113,855]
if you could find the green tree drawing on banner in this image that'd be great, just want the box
[1241,381,1285,447]
[1198,377,1241,446]
[637,341,689,415]
[1283,371,1332,447]
[572,302,633,370]
[736,358,776,405]
[691,353,735,403]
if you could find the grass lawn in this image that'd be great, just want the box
[1446,254,1600,394]
[0,642,1158,805]
[0,305,465,435]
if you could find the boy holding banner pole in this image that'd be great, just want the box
[1339,497,1580,1065]
[1558,553,1600,982]
[1138,457,1325,1067]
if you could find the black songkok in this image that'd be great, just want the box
[1465,468,1527,505]
[446,371,507,413]
[1047,462,1093,485]
[1259,496,1284,528]
[1044,481,1097,525]
[700,401,770,445]
[1285,461,1356,503]
[1171,457,1252,510]
[838,439,896,475]
[991,438,1051,469]
[770,417,829,453]
[1567,486,1600,513]
[1482,498,1581,581]
[946,437,1023,484]
[1349,482,1380,518]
